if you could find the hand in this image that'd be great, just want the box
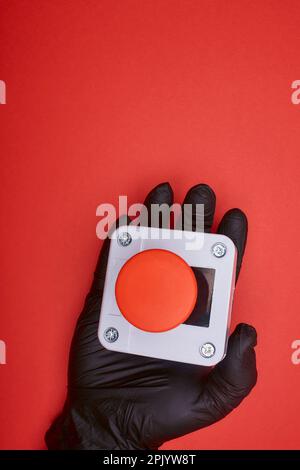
[45,182,257,450]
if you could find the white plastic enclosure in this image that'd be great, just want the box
[98,225,237,366]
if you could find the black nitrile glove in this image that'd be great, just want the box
[45,183,257,450]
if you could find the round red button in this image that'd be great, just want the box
[115,249,198,332]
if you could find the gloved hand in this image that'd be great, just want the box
[45,182,257,450]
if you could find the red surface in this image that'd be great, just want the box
[115,249,198,332]
[1,0,300,450]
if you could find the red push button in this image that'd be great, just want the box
[115,249,198,332]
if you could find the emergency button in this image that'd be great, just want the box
[115,249,198,332]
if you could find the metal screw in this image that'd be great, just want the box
[212,242,227,258]
[104,327,119,343]
[117,232,132,247]
[200,342,216,358]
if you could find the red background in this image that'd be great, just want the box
[1,0,300,450]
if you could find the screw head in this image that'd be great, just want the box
[104,327,119,343]
[212,242,227,258]
[117,232,132,247]
[200,342,216,358]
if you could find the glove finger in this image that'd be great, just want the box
[90,214,131,295]
[217,208,248,281]
[92,182,173,300]
[177,184,216,232]
[196,323,257,425]
[141,182,174,228]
